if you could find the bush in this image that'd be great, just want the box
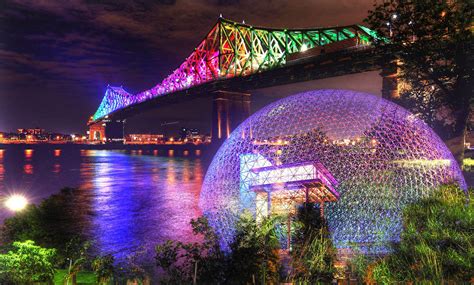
[367,185,473,283]
[92,254,115,284]
[155,213,282,284]
[290,203,336,283]
[0,240,56,283]
[155,216,226,284]
[1,187,91,265]
[227,212,282,284]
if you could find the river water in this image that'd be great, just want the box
[0,145,205,268]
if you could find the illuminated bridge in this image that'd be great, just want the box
[89,18,394,143]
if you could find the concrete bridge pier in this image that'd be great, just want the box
[211,90,251,148]
[88,118,125,143]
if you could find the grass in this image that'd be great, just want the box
[54,269,97,285]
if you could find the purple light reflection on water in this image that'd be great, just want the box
[0,146,203,267]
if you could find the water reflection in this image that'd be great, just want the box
[0,150,4,186]
[0,147,205,267]
[24,149,33,160]
[53,163,61,174]
[23,164,34,175]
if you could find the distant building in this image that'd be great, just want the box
[126,134,165,144]
[17,128,45,135]
[16,128,47,141]
[0,129,86,144]
[179,127,202,143]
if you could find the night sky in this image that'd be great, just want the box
[0,0,380,134]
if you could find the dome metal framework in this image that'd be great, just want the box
[200,89,466,252]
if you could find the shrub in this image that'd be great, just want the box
[369,185,473,283]
[0,240,56,283]
[290,203,336,283]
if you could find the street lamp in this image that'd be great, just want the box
[4,194,28,212]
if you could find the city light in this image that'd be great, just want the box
[4,194,28,212]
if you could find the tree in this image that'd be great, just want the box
[114,247,150,284]
[92,254,115,284]
[1,187,91,264]
[227,212,282,284]
[155,214,282,284]
[367,185,473,283]
[155,216,226,284]
[290,203,336,283]
[64,239,93,285]
[0,240,56,283]
[365,0,473,162]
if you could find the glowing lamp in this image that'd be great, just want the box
[5,194,28,212]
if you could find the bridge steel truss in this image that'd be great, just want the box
[93,18,380,121]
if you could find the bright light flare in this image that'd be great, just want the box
[300,44,308,52]
[4,194,28,212]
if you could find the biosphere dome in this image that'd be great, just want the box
[200,89,466,252]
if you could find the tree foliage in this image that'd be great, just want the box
[155,216,226,284]
[227,212,282,284]
[366,185,473,283]
[0,240,56,283]
[155,213,282,284]
[92,254,115,284]
[114,247,150,284]
[290,203,336,283]
[365,0,473,158]
[1,187,91,264]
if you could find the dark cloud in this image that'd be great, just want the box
[0,0,377,133]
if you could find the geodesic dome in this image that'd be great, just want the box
[200,89,466,252]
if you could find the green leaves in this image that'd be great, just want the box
[92,254,115,284]
[290,203,336,283]
[1,187,90,265]
[367,185,473,283]
[365,0,473,144]
[0,240,56,283]
[155,217,227,284]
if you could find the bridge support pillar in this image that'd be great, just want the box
[88,118,125,144]
[211,90,251,147]
[88,121,106,143]
[381,60,399,100]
